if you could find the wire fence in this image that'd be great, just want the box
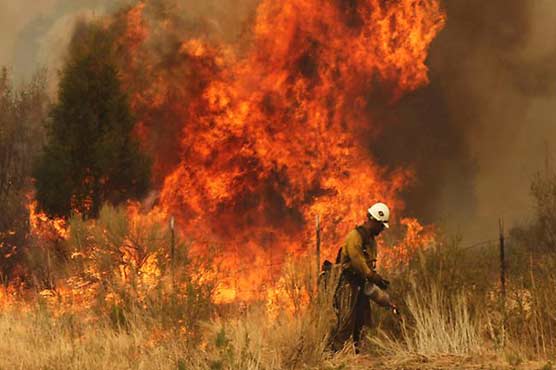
[460,238,499,251]
[184,228,512,306]
[188,236,505,275]
[163,215,513,309]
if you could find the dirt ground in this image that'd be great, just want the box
[356,354,552,370]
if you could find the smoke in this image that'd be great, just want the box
[0,0,56,71]
[0,1,124,89]
[0,0,256,90]
[373,0,556,241]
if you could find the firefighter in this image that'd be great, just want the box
[330,202,398,352]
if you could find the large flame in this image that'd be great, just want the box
[124,0,445,301]
[14,0,445,307]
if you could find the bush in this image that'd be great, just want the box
[371,223,556,359]
[0,67,49,283]
[507,171,556,356]
[530,172,556,251]
[61,204,216,339]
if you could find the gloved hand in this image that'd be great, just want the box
[376,277,390,290]
[369,274,390,290]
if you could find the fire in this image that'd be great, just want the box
[28,195,69,240]
[137,0,444,300]
[6,0,446,309]
[379,217,436,270]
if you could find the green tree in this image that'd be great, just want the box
[34,23,150,218]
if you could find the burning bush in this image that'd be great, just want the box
[19,203,214,342]
[0,67,49,285]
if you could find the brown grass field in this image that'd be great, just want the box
[2,220,556,370]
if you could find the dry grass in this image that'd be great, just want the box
[198,304,354,370]
[0,300,359,370]
[368,238,556,368]
[402,283,480,355]
[3,247,556,369]
[5,201,556,369]
[0,308,184,370]
[0,253,358,370]
[370,279,481,367]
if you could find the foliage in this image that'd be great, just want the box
[33,23,150,219]
[4,209,556,368]
[0,67,49,282]
[505,171,556,355]
[64,204,216,338]
[371,226,556,360]
[525,171,556,251]
[0,248,359,370]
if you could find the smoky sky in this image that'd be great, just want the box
[374,0,556,241]
[0,0,256,88]
[3,0,556,242]
[0,0,130,88]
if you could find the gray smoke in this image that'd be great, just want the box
[0,0,128,91]
[0,0,256,91]
[377,0,556,242]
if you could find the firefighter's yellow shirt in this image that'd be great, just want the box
[340,228,377,280]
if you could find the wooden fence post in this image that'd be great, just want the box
[316,215,321,288]
[499,218,507,347]
[170,216,175,290]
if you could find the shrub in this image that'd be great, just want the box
[63,204,216,338]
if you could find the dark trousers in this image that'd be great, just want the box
[330,273,371,352]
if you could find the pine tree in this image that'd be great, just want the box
[34,24,150,218]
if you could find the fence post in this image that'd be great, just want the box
[170,216,175,290]
[316,214,321,288]
[269,243,274,286]
[46,248,52,289]
[499,218,507,347]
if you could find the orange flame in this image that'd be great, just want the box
[28,195,69,240]
[379,217,436,270]
[19,0,446,307]
[141,0,445,299]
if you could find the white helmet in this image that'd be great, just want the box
[367,202,390,228]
